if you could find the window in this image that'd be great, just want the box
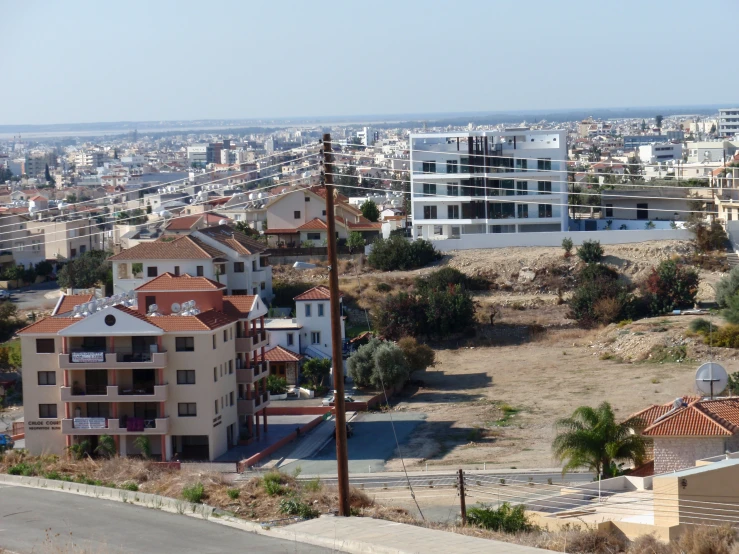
[260,282,266,290]
[322,210,326,216]
[313,303,323,317]
[230,391,235,406]
[177,370,196,384]
[196,266,204,276]
[38,371,56,385]
[605,204,613,218]
[229,360,233,374]
[294,210,301,219]
[80,245,86,254]
[287,333,294,346]
[538,204,553,218]
[145,295,156,311]
[515,159,528,171]
[178,403,197,417]
[36,338,55,353]
[304,196,310,202]
[422,161,436,173]
[174,266,180,276]
[517,204,528,218]
[234,262,244,273]
[305,304,311,317]
[516,181,528,195]
[221,397,224,409]
[175,337,194,352]
[212,335,216,349]
[306,232,321,241]
[636,203,649,220]
[446,184,459,196]
[537,158,552,171]
[423,206,437,219]
[214,367,217,382]
[502,180,515,196]
[447,205,460,219]
[537,181,552,195]
[446,160,458,173]
[422,183,436,196]
[147,266,158,277]
[223,330,228,342]
[214,400,219,414]
[311,331,321,344]
[70,248,76,258]
[39,404,57,418]
[252,260,257,271]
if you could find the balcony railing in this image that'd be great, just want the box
[59,350,168,369]
[61,417,169,435]
[61,385,168,402]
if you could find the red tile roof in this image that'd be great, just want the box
[293,285,342,300]
[642,398,739,437]
[297,218,328,231]
[17,318,77,334]
[114,305,236,331]
[108,235,225,260]
[263,345,301,362]
[222,295,258,318]
[134,273,225,292]
[195,225,267,255]
[264,228,299,235]
[54,294,94,315]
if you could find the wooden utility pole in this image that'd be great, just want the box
[323,133,351,517]
[458,469,467,525]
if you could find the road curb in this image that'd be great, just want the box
[0,473,400,553]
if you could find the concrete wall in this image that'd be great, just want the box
[654,437,727,475]
[428,229,692,252]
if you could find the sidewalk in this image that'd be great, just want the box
[283,515,555,554]
[277,412,356,468]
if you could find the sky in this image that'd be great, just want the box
[1,0,737,125]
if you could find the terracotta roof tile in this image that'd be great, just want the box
[264,228,299,235]
[135,273,225,292]
[263,345,301,362]
[54,294,94,315]
[297,218,328,231]
[108,235,225,261]
[18,317,77,334]
[222,295,258,318]
[642,403,737,437]
[112,305,236,331]
[293,285,342,301]
[195,225,267,255]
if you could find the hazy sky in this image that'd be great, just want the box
[2,0,736,125]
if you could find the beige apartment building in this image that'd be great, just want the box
[20,272,268,461]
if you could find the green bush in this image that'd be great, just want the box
[43,470,62,481]
[689,318,716,335]
[642,260,699,315]
[262,471,286,496]
[715,266,739,307]
[368,235,440,271]
[467,503,533,533]
[568,270,634,327]
[8,462,36,476]
[577,240,604,264]
[278,497,320,519]
[182,482,205,503]
[705,324,739,349]
[375,282,391,293]
[227,488,240,500]
[266,374,288,395]
[562,237,573,257]
[122,482,139,491]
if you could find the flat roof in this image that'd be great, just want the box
[665,457,739,478]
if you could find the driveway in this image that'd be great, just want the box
[0,484,333,553]
[7,281,61,313]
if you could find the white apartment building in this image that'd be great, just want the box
[410,129,567,242]
[719,108,739,136]
[638,142,683,164]
[293,285,345,361]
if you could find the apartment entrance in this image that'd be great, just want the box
[172,436,209,460]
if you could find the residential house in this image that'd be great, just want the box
[293,285,345,362]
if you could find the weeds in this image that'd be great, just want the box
[467,503,532,533]
[181,482,205,504]
[227,488,240,500]
[278,497,320,519]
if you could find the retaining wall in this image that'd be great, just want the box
[237,415,324,471]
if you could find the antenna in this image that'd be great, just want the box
[171,302,181,314]
[696,362,729,399]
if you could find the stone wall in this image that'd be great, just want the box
[654,437,726,474]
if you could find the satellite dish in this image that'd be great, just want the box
[219,219,228,225]
[148,303,158,313]
[696,362,729,398]
[171,302,181,314]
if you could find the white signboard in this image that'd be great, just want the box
[73,417,107,429]
[71,351,105,363]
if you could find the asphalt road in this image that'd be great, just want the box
[0,484,334,553]
[6,281,61,313]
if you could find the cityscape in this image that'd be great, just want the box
[1,1,739,553]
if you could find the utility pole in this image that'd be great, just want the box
[323,133,351,517]
[458,469,467,525]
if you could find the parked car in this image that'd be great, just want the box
[0,434,14,451]
[0,290,9,300]
[321,395,354,406]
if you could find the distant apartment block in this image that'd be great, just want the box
[622,135,667,150]
[410,129,568,242]
[719,108,739,136]
[638,143,683,164]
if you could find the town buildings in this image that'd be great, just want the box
[719,108,739,136]
[20,273,269,461]
[638,143,683,164]
[409,129,568,243]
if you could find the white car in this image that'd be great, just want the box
[321,395,354,406]
[0,290,9,300]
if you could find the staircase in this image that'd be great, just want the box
[728,252,739,268]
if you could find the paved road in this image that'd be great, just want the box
[0,485,333,553]
[7,281,61,313]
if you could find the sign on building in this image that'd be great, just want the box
[73,417,107,429]
[71,351,105,363]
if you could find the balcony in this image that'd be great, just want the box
[59,350,168,370]
[61,385,168,403]
[237,392,270,415]
[236,361,267,384]
[235,331,267,353]
[61,417,169,435]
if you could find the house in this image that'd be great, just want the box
[19,273,269,461]
[164,213,231,235]
[109,225,272,302]
[293,285,345,361]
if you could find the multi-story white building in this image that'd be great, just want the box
[638,142,684,164]
[719,108,739,136]
[19,273,269,461]
[410,129,567,243]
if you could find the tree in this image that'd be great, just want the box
[577,240,604,264]
[723,292,739,325]
[374,293,427,339]
[568,265,633,326]
[368,235,439,271]
[372,343,409,389]
[655,114,664,131]
[397,337,435,375]
[301,357,331,389]
[642,259,699,315]
[553,402,646,478]
[35,260,53,279]
[2,265,25,283]
[424,285,477,339]
[95,434,116,458]
[65,193,77,203]
[627,156,643,183]
[561,237,573,258]
[346,232,366,253]
[44,164,52,183]
[233,221,259,237]
[266,374,288,395]
[692,221,727,253]
[715,266,739,307]
[360,199,380,222]
[57,250,111,290]
[710,123,717,134]
[347,338,381,387]
[133,435,151,459]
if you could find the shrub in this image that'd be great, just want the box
[466,503,533,533]
[95,434,116,458]
[675,524,736,554]
[347,231,366,253]
[266,374,288,395]
[415,267,469,293]
[577,240,604,264]
[569,272,633,326]
[567,527,627,554]
[227,488,240,500]
[579,263,619,283]
[715,266,739,307]
[705,324,739,349]
[562,237,573,257]
[693,220,728,253]
[374,292,426,339]
[8,462,36,476]
[133,435,151,459]
[423,285,477,339]
[181,482,205,503]
[375,282,391,293]
[689,317,716,335]
[642,259,699,315]
[368,235,439,271]
[627,533,672,554]
[397,337,435,375]
[262,471,286,496]
[122,482,139,492]
[278,497,320,519]
[372,342,409,389]
[347,338,381,387]
[301,358,331,389]
[43,470,62,481]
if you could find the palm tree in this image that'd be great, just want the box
[552,402,645,478]
[95,434,116,458]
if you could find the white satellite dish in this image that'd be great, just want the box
[171,302,181,314]
[696,362,729,398]
[219,219,228,226]
[148,303,158,313]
